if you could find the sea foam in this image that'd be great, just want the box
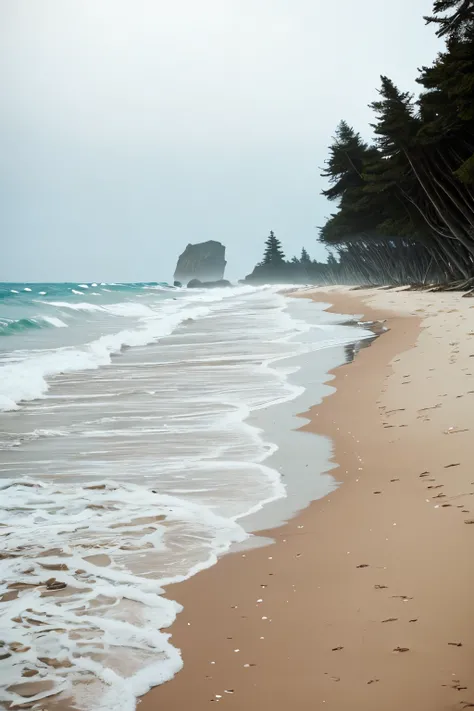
[0,284,374,710]
[0,302,209,410]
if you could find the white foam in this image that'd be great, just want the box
[0,285,375,709]
[23,287,32,292]
[78,284,89,289]
[41,316,68,328]
[0,299,214,410]
[71,289,84,295]
[0,286,277,411]
[44,301,155,318]
[46,300,104,311]
[10,289,19,293]
[0,479,247,708]
[103,302,157,318]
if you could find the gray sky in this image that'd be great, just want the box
[1,0,441,282]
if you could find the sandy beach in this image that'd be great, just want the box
[141,286,474,711]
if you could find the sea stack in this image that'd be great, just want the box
[174,241,226,285]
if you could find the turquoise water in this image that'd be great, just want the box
[0,281,172,337]
[0,281,186,410]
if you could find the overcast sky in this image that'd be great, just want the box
[1,0,441,282]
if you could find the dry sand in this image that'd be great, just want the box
[140,286,474,711]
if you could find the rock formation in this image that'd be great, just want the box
[174,241,226,285]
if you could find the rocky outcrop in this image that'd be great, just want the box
[187,279,232,289]
[174,241,226,285]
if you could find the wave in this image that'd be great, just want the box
[0,287,377,710]
[45,301,157,317]
[0,282,174,303]
[0,285,271,411]
[0,315,68,336]
[0,296,228,410]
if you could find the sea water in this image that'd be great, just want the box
[0,282,373,710]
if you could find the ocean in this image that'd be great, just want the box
[0,282,374,710]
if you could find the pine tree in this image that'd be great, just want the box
[262,231,286,265]
[315,0,474,286]
[321,121,376,202]
[300,247,311,263]
[369,76,419,156]
[424,0,474,40]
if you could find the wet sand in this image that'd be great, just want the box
[140,286,474,711]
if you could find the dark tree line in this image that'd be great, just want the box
[246,231,343,283]
[319,0,474,286]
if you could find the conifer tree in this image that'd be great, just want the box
[424,0,474,39]
[300,247,311,263]
[262,231,286,265]
[318,0,474,285]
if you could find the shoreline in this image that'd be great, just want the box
[141,286,474,710]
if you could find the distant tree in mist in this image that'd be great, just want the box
[262,231,286,265]
[300,247,311,263]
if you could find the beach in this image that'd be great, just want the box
[142,286,474,711]
[1,283,372,709]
